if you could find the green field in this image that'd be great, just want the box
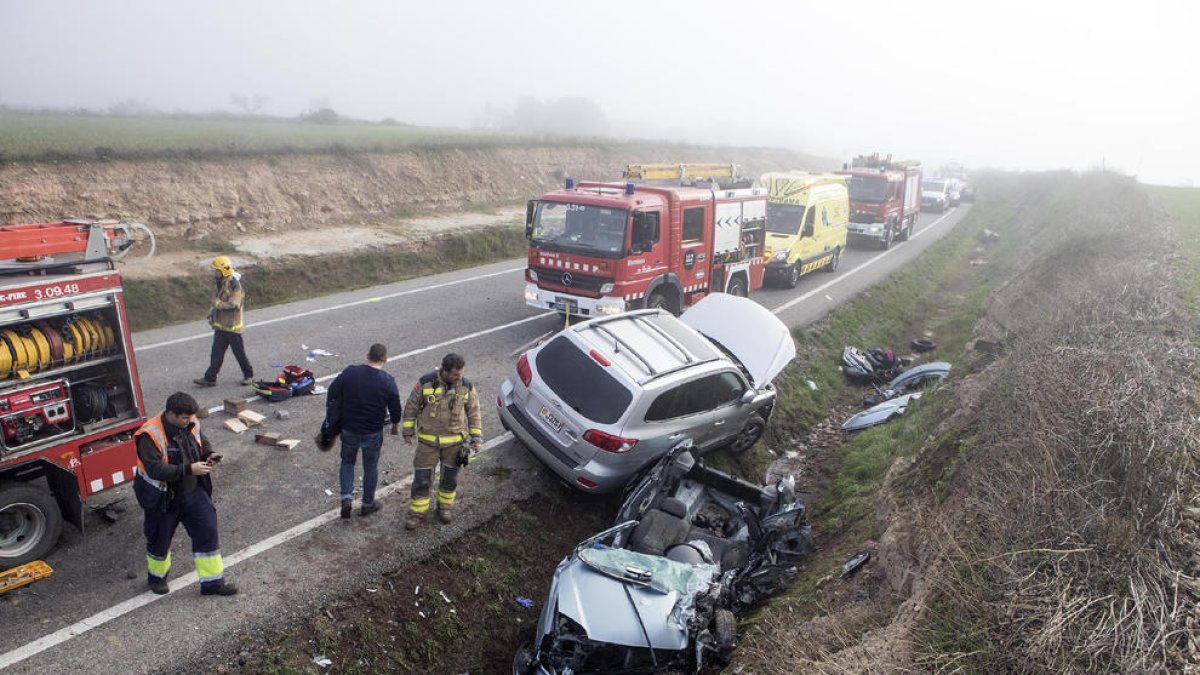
[0,111,585,161]
[1151,184,1200,312]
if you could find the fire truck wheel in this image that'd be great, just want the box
[0,482,63,567]
[727,276,748,297]
[879,228,893,251]
[899,220,913,242]
[647,292,671,313]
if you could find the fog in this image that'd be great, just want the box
[1,0,1197,185]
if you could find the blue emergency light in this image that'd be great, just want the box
[565,177,576,189]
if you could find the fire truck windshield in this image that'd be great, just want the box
[848,176,889,203]
[766,202,805,234]
[531,202,629,258]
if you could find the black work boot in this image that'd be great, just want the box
[148,578,169,595]
[201,582,238,596]
[340,499,352,519]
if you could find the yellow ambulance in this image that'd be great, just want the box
[760,172,849,288]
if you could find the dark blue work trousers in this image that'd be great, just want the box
[339,430,384,505]
[143,488,226,592]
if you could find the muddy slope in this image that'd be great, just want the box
[0,144,832,243]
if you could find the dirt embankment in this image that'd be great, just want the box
[0,144,832,246]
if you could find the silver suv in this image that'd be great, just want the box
[498,294,795,493]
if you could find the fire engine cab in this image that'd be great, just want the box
[0,220,151,567]
[523,163,768,317]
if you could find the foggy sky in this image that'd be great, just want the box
[1,0,1197,185]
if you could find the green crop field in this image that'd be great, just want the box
[0,111,583,161]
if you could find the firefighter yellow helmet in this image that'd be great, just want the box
[211,255,234,276]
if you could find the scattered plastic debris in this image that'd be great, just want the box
[311,385,328,395]
[840,551,871,578]
[414,585,420,595]
[785,450,798,459]
[418,611,426,619]
[270,363,285,369]
[824,294,834,302]
[439,590,451,604]
[366,588,377,593]
[516,596,535,609]
[324,489,333,496]
[312,656,332,668]
[806,379,817,391]
[274,409,290,420]
[308,349,336,359]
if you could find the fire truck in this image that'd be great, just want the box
[523,163,768,317]
[0,220,152,567]
[836,153,922,249]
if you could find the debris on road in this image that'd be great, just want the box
[223,399,247,415]
[516,596,534,609]
[238,410,266,427]
[255,431,282,446]
[439,590,451,604]
[806,379,817,391]
[223,418,249,434]
[324,489,333,496]
[311,655,332,668]
[276,439,301,451]
[273,409,290,420]
[910,338,936,353]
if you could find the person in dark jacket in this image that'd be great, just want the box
[325,343,402,518]
[194,255,254,387]
[133,392,236,596]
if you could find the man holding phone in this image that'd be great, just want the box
[132,392,237,596]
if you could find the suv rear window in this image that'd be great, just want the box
[535,336,632,424]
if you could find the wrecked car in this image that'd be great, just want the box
[841,345,909,384]
[498,294,795,493]
[513,442,812,674]
[845,361,952,430]
[843,392,923,431]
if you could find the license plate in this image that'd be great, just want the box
[539,406,564,433]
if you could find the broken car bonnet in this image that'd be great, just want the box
[680,293,796,388]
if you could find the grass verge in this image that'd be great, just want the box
[123,225,527,332]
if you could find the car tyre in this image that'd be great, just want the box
[899,219,912,242]
[824,247,841,273]
[715,608,737,650]
[647,292,672,314]
[728,415,766,455]
[726,275,748,297]
[0,482,63,567]
[785,264,800,289]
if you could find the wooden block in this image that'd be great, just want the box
[223,418,249,434]
[276,439,300,451]
[223,399,248,415]
[255,431,282,445]
[238,410,267,427]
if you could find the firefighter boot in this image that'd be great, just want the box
[404,511,425,530]
[436,503,453,524]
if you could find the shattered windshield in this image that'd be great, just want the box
[848,176,888,203]
[766,202,805,234]
[532,202,629,259]
[579,547,717,596]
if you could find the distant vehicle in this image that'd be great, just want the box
[946,178,963,206]
[921,178,952,213]
[513,441,813,674]
[835,153,923,250]
[940,162,976,202]
[759,172,848,287]
[497,294,795,493]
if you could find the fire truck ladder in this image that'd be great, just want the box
[0,220,155,273]
[623,163,741,181]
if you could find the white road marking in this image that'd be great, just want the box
[0,434,512,670]
[136,266,526,352]
[771,210,955,316]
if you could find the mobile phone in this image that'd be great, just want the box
[207,453,223,464]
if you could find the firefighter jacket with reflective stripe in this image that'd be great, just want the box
[401,371,482,444]
[134,414,212,502]
[209,273,245,333]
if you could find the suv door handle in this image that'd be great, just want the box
[713,421,726,426]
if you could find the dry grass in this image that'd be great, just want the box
[914,174,1199,673]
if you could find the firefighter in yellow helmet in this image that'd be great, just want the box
[193,255,254,387]
[401,353,482,529]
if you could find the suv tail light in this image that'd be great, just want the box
[516,352,532,386]
[583,429,638,454]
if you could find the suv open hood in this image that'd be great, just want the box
[680,294,795,388]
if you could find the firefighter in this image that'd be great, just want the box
[193,255,254,387]
[401,353,482,529]
[132,392,237,596]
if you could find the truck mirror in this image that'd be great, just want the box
[525,200,536,239]
[802,223,814,238]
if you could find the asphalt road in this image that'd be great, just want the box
[0,205,970,673]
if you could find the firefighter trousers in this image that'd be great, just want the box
[203,329,253,381]
[409,442,461,515]
[143,488,227,592]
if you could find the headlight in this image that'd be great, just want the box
[869,225,882,233]
[599,282,614,294]
[596,298,625,315]
[528,269,538,282]
[524,284,538,303]
[772,250,788,262]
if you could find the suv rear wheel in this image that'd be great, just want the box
[727,415,766,454]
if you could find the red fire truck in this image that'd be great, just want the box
[523,164,768,317]
[0,220,152,567]
[836,153,922,249]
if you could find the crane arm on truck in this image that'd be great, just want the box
[0,220,155,267]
